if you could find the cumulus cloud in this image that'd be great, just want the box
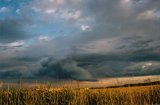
[136,9,159,20]
[0,7,8,13]
[30,0,84,21]
[81,25,90,31]
[124,61,160,75]
[16,9,21,14]
[0,41,25,51]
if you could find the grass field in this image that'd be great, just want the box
[0,84,159,105]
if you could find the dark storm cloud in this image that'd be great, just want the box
[73,35,160,77]
[0,19,30,43]
[0,63,12,70]
[0,62,38,80]
[0,0,160,81]
[74,54,160,78]
[35,57,95,81]
[12,57,41,63]
[0,70,22,79]
[116,37,160,62]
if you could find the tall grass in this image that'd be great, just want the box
[0,85,159,105]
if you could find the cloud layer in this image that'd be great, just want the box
[0,0,160,81]
[0,19,30,43]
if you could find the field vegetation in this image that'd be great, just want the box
[0,84,159,105]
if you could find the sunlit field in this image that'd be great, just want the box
[0,84,160,105]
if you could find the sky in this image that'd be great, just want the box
[0,0,160,81]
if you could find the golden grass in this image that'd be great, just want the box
[0,85,159,105]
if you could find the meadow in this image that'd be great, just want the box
[0,84,159,105]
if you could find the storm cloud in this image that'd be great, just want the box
[35,57,94,81]
[0,19,30,43]
[0,0,160,81]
